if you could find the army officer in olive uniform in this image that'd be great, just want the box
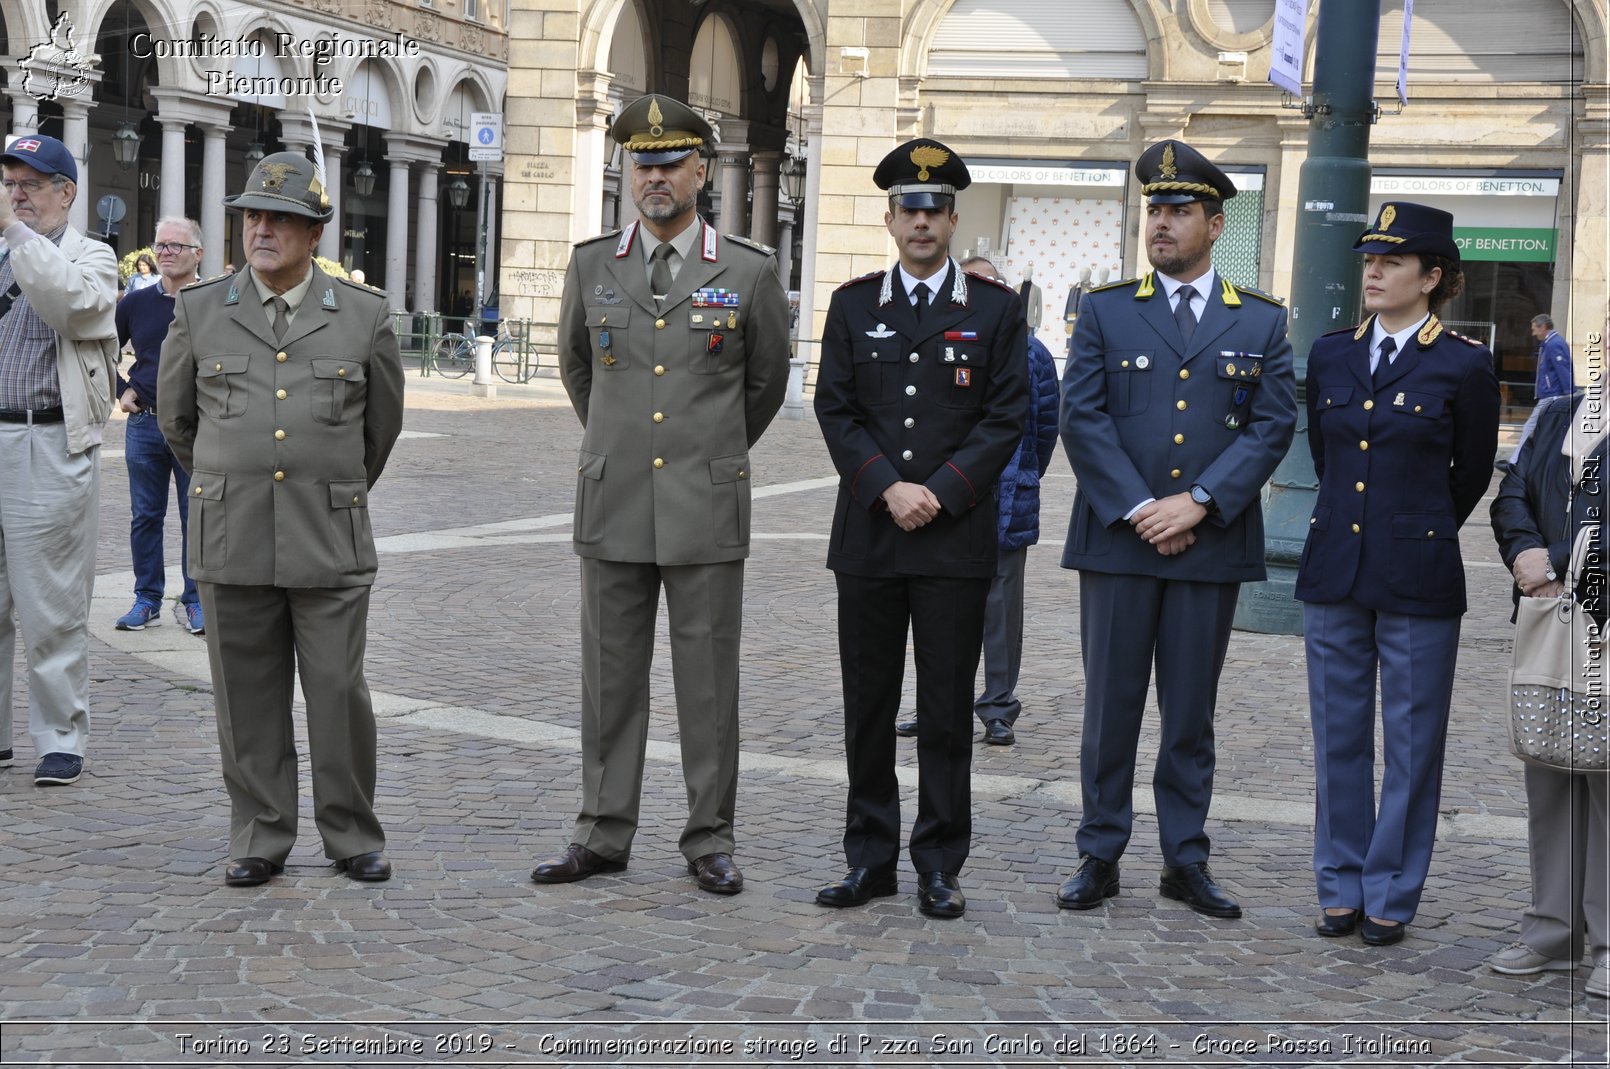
[814,139,1028,920]
[158,154,405,888]
[533,94,790,896]
[1056,140,1296,920]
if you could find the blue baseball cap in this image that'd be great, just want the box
[0,135,77,183]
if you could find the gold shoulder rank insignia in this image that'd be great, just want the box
[1134,273,1156,299]
[1087,276,1137,294]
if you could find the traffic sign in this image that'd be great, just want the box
[469,111,502,161]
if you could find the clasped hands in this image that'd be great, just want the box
[1132,492,1207,557]
[881,481,941,532]
[1512,547,1565,599]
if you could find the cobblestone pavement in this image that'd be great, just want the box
[2,374,1606,1067]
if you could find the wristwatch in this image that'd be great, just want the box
[1190,484,1217,515]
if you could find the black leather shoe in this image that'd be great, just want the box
[983,719,1015,745]
[1361,917,1406,946]
[531,843,627,884]
[1316,908,1361,937]
[894,716,918,737]
[1159,861,1242,918]
[688,853,744,895]
[917,871,966,918]
[224,857,283,887]
[336,851,392,882]
[815,866,898,907]
[1055,856,1119,910]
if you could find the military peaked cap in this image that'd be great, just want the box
[874,138,971,210]
[611,94,714,167]
[1353,201,1460,263]
[1135,139,1236,205]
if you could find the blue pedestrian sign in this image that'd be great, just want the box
[469,112,502,161]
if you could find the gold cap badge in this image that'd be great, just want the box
[647,99,664,138]
[1160,144,1177,179]
[910,145,949,183]
[259,162,294,192]
[1380,204,1397,231]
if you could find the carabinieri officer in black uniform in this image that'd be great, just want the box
[1296,202,1499,946]
[814,139,1028,919]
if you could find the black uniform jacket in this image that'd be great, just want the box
[816,264,1029,578]
[1296,313,1501,617]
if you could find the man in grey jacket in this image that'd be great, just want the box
[0,135,118,787]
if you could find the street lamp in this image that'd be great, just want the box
[781,154,806,206]
[244,140,265,166]
[445,174,470,210]
[112,120,140,171]
[352,159,376,197]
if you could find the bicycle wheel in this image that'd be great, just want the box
[432,335,473,378]
[491,338,523,383]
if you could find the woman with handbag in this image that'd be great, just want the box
[1295,202,1501,946]
[1490,377,1608,999]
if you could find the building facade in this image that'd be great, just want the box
[4,0,507,316]
[504,0,1607,404]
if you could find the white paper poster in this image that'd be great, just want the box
[1269,0,1306,96]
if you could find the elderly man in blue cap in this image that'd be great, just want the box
[0,134,118,787]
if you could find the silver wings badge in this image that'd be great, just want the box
[865,323,896,338]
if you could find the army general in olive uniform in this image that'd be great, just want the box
[532,95,790,895]
[158,154,405,888]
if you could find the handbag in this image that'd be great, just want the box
[1508,525,1609,773]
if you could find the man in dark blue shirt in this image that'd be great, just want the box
[113,217,205,634]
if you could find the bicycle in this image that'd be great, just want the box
[491,319,536,384]
[429,324,476,378]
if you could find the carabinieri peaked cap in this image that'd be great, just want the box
[1353,201,1461,263]
[611,94,715,167]
[1135,139,1237,205]
[874,138,971,210]
[223,152,334,221]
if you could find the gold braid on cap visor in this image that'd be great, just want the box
[1358,232,1407,244]
[625,134,705,151]
[1142,180,1222,198]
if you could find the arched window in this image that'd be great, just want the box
[928,0,1148,80]
[689,16,742,115]
[606,0,648,94]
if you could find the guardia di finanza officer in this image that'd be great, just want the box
[533,94,790,896]
[814,139,1028,919]
[1056,140,1296,920]
[158,153,405,887]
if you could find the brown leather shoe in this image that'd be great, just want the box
[224,857,283,887]
[530,843,626,884]
[688,853,744,895]
[335,851,392,882]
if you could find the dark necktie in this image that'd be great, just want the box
[650,244,675,302]
[1174,284,1198,344]
[912,282,930,322]
[1372,336,1397,390]
[269,297,289,343]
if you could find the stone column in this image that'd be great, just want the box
[159,120,187,221]
[319,143,344,263]
[414,163,440,313]
[573,69,614,243]
[385,154,410,311]
[59,98,90,232]
[776,206,796,287]
[5,87,39,133]
[199,124,228,277]
[788,89,825,417]
[715,138,750,236]
[749,149,782,247]
[481,164,501,306]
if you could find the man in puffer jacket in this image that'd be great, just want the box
[973,262,1060,744]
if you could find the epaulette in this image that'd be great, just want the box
[836,270,883,291]
[1447,330,1482,347]
[1231,282,1284,306]
[1321,324,1361,338]
[965,270,1015,294]
[184,273,232,291]
[336,276,382,294]
[1088,277,1136,294]
[725,234,775,256]
[574,229,622,248]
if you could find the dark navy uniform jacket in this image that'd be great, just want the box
[1059,272,1297,582]
[816,264,1029,579]
[1295,314,1501,617]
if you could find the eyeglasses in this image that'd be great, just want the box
[1,177,64,196]
[153,242,199,255]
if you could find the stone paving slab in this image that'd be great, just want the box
[2,375,1606,1066]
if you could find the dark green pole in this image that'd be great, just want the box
[1235,0,1383,634]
